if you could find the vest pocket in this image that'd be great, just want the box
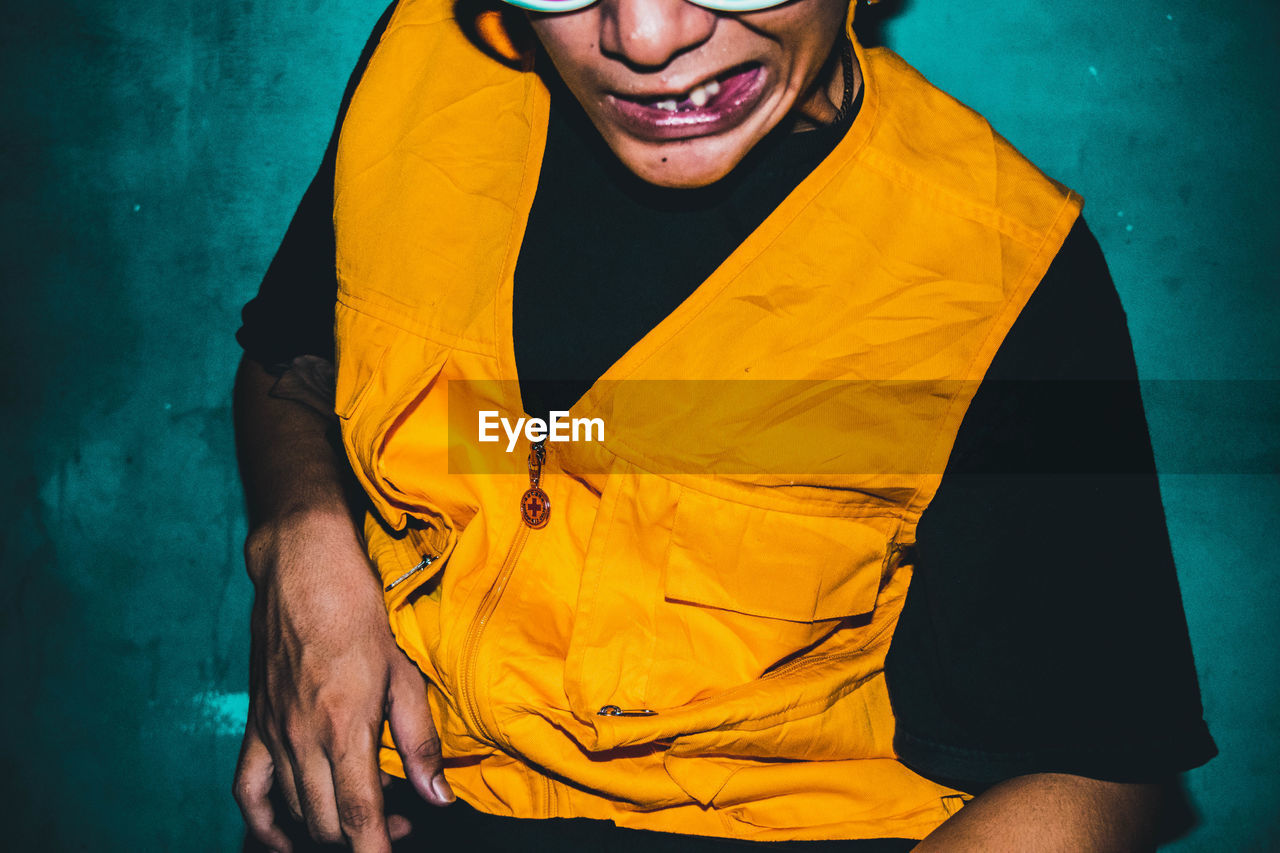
[569,475,902,734]
[594,486,912,805]
[336,298,459,556]
[664,486,888,623]
[366,515,452,612]
[645,487,898,712]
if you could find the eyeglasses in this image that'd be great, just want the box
[502,0,797,12]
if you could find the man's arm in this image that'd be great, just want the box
[232,356,454,853]
[232,5,433,849]
[914,774,1163,852]
[886,221,1213,848]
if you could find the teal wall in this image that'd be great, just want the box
[2,1,1275,849]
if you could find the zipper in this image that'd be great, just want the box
[384,554,435,593]
[596,705,658,717]
[458,441,550,744]
[541,771,553,819]
[456,521,531,745]
[761,649,861,682]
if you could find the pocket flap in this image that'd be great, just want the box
[665,487,893,623]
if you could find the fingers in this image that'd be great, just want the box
[233,725,294,853]
[263,724,304,824]
[387,813,413,841]
[386,663,454,806]
[239,507,431,849]
[331,729,395,853]
[293,752,345,845]
[379,769,416,838]
[270,714,411,851]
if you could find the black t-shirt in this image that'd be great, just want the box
[237,8,1215,844]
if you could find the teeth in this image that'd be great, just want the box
[650,78,721,112]
[687,79,721,108]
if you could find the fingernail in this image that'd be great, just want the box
[431,773,455,804]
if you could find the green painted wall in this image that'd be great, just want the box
[2,1,1275,849]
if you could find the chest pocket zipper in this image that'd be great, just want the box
[597,705,658,717]
[384,554,435,593]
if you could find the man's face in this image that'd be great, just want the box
[528,0,850,188]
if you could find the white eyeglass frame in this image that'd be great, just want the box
[504,0,796,13]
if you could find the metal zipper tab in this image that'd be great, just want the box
[384,554,435,592]
[596,705,658,718]
[521,440,550,529]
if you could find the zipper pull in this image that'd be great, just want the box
[597,705,657,718]
[384,554,435,593]
[520,439,551,529]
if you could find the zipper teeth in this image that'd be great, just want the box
[458,523,530,744]
[761,649,861,681]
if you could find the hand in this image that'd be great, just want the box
[232,509,455,853]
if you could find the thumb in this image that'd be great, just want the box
[386,663,455,807]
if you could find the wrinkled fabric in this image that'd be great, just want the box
[333,0,1081,841]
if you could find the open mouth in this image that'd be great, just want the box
[625,63,761,112]
[604,63,769,142]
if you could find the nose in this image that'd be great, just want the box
[599,0,718,70]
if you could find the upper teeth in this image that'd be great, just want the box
[689,80,720,107]
[653,79,721,112]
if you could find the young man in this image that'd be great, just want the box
[233,2,1215,850]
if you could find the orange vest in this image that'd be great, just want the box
[334,0,1081,841]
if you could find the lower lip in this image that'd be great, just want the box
[604,65,768,143]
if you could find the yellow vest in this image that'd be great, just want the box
[334,0,1081,841]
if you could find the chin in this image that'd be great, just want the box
[603,132,757,189]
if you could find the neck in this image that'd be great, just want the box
[793,35,862,132]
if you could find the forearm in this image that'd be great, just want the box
[913,773,1163,852]
[233,354,363,582]
[233,358,456,848]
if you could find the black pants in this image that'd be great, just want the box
[243,779,917,853]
